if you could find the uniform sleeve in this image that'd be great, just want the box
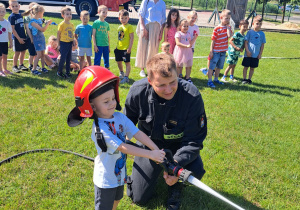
[124,85,140,125]
[173,92,207,167]
[91,122,124,155]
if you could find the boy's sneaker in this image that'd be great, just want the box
[120,76,129,84]
[207,81,216,88]
[28,65,33,71]
[36,65,42,71]
[57,71,66,78]
[66,72,72,78]
[247,79,252,84]
[41,68,49,73]
[12,66,21,73]
[242,79,248,84]
[0,71,6,77]
[119,71,125,79]
[31,70,41,75]
[220,76,228,83]
[18,64,28,71]
[229,78,237,82]
[214,79,224,85]
[139,70,146,77]
[200,68,208,76]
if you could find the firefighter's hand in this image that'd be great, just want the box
[163,171,179,186]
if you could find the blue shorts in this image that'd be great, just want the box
[209,51,226,70]
[94,185,124,210]
[33,32,46,52]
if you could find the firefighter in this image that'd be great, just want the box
[125,53,207,210]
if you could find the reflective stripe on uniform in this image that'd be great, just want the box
[164,132,184,140]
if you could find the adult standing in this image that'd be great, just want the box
[125,53,207,210]
[135,0,166,77]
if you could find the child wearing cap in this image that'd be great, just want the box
[67,66,165,210]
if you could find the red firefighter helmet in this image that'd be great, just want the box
[67,66,121,127]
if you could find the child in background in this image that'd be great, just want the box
[114,9,134,84]
[164,8,179,54]
[8,0,28,73]
[24,2,38,71]
[57,6,75,78]
[45,35,60,68]
[28,4,52,75]
[207,9,233,88]
[187,10,200,53]
[75,10,92,71]
[173,19,197,83]
[221,19,248,83]
[93,5,110,69]
[161,42,172,57]
[67,67,165,210]
[242,15,266,84]
[70,39,80,71]
[0,3,13,77]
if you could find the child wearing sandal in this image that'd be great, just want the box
[0,3,13,77]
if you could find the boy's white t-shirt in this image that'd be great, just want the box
[91,112,139,189]
[188,24,200,49]
[0,19,12,43]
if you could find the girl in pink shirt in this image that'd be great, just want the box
[45,35,60,69]
[164,8,179,54]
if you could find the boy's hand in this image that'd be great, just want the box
[187,44,191,48]
[236,47,240,51]
[149,149,165,163]
[258,54,262,59]
[46,19,52,25]
[246,51,251,57]
[209,51,214,59]
[30,38,33,44]
[127,48,131,54]
[9,42,12,49]
[108,47,110,53]
[94,45,99,52]
[18,38,25,44]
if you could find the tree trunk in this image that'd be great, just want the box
[282,2,287,23]
[261,0,266,20]
[191,0,194,10]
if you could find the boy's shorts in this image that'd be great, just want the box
[0,42,8,56]
[114,48,130,62]
[78,47,92,57]
[226,53,240,65]
[13,38,28,52]
[209,51,226,70]
[242,57,259,68]
[27,38,37,56]
[94,185,124,210]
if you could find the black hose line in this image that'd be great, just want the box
[0,149,94,166]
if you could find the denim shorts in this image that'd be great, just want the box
[209,51,226,70]
[33,32,46,51]
[78,47,92,56]
[27,38,37,56]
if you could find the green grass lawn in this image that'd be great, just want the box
[0,13,299,210]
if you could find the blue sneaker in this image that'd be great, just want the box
[208,81,215,88]
[31,70,41,75]
[200,68,208,75]
[214,80,224,85]
[41,68,49,73]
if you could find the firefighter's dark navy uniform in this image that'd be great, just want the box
[124,78,207,204]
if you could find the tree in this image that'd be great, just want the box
[279,0,299,23]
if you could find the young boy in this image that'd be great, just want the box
[8,0,28,73]
[221,19,249,83]
[67,66,165,210]
[114,9,134,84]
[0,3,13,77]
[57,6,75,78]
[242,15,266,84]
[92,5,110,69]
[75,10,92,71]
[207,9,233,88]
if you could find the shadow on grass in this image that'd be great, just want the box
[131,175,264,210]
[191,77,296,97]
[0,71,67,90]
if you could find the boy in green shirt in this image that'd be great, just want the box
[92,5,110,69]
[114,9,134,84]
